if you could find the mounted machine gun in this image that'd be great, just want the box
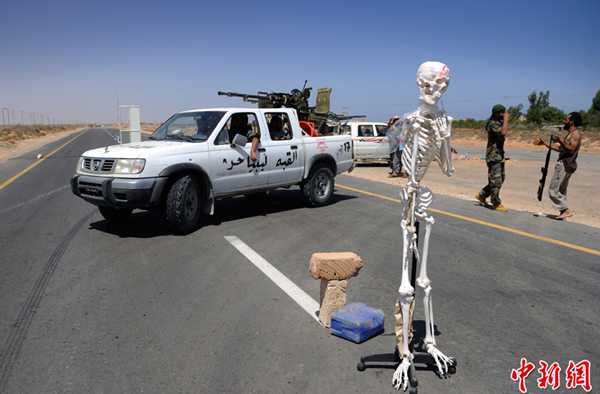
[218,81,364,135]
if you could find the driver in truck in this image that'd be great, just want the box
[229,113,260,162]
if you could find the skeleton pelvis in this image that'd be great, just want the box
[400,185,435,213]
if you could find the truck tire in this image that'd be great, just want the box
[302,163,334,207]
[166,175,202,234]
[99,206,133,223]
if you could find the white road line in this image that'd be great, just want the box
[0,185,70,215]
[225,236,320,322]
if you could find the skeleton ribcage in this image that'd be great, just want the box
[401,123,440,183]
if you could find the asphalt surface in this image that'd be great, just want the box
[0,128,598,394]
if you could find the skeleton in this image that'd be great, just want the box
[392,62,455,391]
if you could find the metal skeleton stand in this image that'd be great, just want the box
[357,223,457,394]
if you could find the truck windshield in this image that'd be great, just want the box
[150,111,226,142]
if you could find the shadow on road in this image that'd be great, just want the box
[354,160,390,168]
[88,188,357,238]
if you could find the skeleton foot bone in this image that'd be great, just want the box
[392,356,413,391]
[427,344,453,376]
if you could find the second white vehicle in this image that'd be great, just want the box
[343,121,391,161]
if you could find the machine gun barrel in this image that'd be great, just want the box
[338,114,367,121]
[217,91,266,102]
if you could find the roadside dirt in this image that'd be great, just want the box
[348,137,599,229]
[0,127,86,165]
[1,128,598,228]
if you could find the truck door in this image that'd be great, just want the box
[262,112,304,185]
[209,112,268,193]
[354,123,378,159]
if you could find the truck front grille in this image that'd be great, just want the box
[83,158,116,173]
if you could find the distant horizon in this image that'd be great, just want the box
[1,0,598,125]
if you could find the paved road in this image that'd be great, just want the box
[1,128,598,393]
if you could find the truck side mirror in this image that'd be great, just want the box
[231,134,248,147]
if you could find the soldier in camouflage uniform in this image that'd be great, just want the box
[476,104,510,212]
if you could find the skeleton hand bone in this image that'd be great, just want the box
[434,115,449,138]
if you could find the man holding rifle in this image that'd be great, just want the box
[533,112,582,220]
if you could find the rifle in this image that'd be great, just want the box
[536,135,554,201]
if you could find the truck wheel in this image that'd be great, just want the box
[166,175,203,234]
[302,163,334,207]
[99,206,133,223]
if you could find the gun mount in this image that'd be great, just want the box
[218,81,365,135]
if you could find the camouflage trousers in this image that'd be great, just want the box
[479,161,505,205]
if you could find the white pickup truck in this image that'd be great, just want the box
[342,121,391,161]
[71,108,354,234]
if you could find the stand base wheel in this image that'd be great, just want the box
[447,358,458,374]
[357,362,366,371]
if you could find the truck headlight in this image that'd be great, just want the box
[114,159,146,174]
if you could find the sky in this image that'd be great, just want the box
[1,0,599,125]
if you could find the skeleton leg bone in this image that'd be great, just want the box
[393,189,420,391]
[416,201,453,376]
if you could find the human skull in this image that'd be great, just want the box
[416,61,450,106]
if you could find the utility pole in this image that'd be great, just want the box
[2,108,8,126]
[40,114,43,125]
[504,96,508,108]
[21,110,24,125]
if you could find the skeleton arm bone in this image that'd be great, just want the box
[410,118,422,185]
[435,115,454,176]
